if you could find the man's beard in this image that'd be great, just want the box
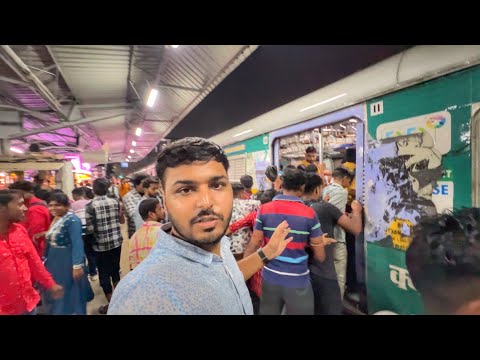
[170,208,232,248]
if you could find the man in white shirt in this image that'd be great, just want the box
[322,167,354,299]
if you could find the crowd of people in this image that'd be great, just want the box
[1,137,479,315]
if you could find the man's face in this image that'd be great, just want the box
[305,152,317,163]
[152,203,165,222]
[5,194,27,222]
[136,184,144,195]
[341,176,352,188]
[163,160,233,247]
[146,183,160,198]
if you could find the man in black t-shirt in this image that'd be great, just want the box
[303,173,363,315]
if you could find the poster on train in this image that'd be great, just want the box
[365,110,454,314]
[367,111,452,251]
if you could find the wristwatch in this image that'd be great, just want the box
[256,247,270,265]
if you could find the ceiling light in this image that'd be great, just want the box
[146,88,159,107]
[128,155,131,159]
[233,129,253,137]
[130,149,134,154]
[299,93,347,112]
[349,118,358,123]
[135,127,142,136]
[132,140,136,146]
[171,45,180,48]
[10,147,24,154]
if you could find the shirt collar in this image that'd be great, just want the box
[273,194,304,203]
[156,223,225,266]
[142,221,161,227]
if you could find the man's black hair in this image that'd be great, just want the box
[406,208,480,314]
[132,173,149,187]
[72,187,86,198]
[142,176,160,189]
[0,189,19,207]
[9,180,33,193]
[306,146,317,154]
[281,168,306,192]
[231,182,245,198]
[304,173,323,194]
[256,189,277,204]
[93,178,109,196]
[240,175,253,189]
[155,137,229,185]
[48,192,70,207]
[332,167,354,181]
[139,198,161,221]
[305,164,318,173]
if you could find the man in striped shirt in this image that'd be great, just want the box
[245,168,333,315]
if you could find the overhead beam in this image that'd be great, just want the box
[0,104,53,122]
[0,46,64,115]
[0,76,36,89]
[31,64,57,77]
[8,110,131,139]
[143,119,172,123]
[156,83,201,92]
[76,102,133,111]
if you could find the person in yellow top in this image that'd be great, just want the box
[128,198,165,270]
[341,148,356,205]
[119,178,132,198]
[301,146,328,181]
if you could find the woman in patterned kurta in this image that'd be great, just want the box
[44,192,93,315]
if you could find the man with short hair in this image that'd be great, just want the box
[406,208,480,315]
[108,137,293,315]
[85,178,124,314]
[303,172,362,315]
[322,167,354,299]
[123,173,148,238]
[133,176,163,231]
[245,168,333,315]
[301,146,326,177]
[129,198,165,270]
[9,180,51,258]
[0,190,63,315]
[71,187,97,280]
[240,175,254,199]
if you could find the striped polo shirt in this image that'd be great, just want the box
[254,194,322,288]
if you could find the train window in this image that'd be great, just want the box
[473,109,480,206]
[227,154,246,183]
[276,119,357,174]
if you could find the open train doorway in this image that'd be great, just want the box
[269,104,367,314]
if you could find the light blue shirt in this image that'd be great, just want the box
[108,223,253,315]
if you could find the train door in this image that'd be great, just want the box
[269,104,367,313]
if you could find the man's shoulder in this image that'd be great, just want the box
[108,255,187,315]
[312,201,342,216]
